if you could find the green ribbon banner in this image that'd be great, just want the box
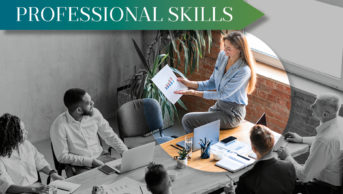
[0,0,263,30]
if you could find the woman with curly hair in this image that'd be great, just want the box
[0,113,64,194]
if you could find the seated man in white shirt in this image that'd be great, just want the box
[0,113,64,194]
[50,88,128,177]
[277,94,343,194]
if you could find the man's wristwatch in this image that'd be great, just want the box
[49,169,57,176]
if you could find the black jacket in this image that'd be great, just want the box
[235,157,296,194]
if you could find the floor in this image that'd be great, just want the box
[33,118,186,183]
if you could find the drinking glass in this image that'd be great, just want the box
[185,136,192,158]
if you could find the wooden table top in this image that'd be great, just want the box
[160,120,258,173]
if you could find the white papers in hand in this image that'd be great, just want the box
[151,65,188,104]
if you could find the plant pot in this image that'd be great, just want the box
[176,157,187,169]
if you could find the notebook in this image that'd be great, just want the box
[49,180,80,193]
[215,153,255,172]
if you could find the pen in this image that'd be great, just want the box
[171,144,183,151]
[236,153,250,161]
[139,185,144,194]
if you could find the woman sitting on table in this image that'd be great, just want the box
[175,31,256,133]
[226,124,296,194]
[0,113,64,194]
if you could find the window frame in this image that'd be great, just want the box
[244,31,343,91]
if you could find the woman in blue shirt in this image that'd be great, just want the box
[175,31,256,133]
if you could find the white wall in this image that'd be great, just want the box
[0,30,144,142]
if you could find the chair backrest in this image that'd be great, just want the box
[117,98,163,139]
[339,104,343,117]
[51,143,65,175]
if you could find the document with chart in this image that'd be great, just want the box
[152,65,188,104]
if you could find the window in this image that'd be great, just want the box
[245,0,343,91]
[245,33,284,70]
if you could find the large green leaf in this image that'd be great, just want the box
[179,39,189,75]
[207,30,212,53]
[177,99,188,111]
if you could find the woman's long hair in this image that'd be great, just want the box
[223,31,256,94]
[0,113,23,157]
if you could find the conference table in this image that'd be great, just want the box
[66,120,309,194]
[160,120,309,173]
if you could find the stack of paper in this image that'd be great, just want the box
[101,177,148,194]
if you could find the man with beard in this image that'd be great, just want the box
[50,88,128,177]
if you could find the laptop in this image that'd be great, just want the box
[102,142,155,174]
[176,120,220,151]
[256,113,267,126]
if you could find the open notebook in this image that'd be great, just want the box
[212,140,256,172]
[49,180,80,194]
[215,153,255,172]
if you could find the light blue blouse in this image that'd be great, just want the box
[197,51,251,105]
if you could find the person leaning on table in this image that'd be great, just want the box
[277,94,343,194]
[226,124,296,194]
[175,31,257,133]
[50,88,128,177]
[0,113,64,194]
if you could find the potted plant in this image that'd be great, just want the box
[176,148,188,169]
[130,30,213,126]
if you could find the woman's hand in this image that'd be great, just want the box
[174,89,203,97]
[50,172,65,181]
[30,183,50,193]
[177,77,198,89]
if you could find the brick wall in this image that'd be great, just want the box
[246,76,291,133]
[285,88,319,136]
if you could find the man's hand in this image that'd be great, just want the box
[284,132,303,143]
[92,159,104,167]
[50,172,65,181]
[277,147,290,160]
[30,183,49,193]
[224,178,235,194]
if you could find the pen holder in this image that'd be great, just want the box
[200,138,211,159]
[200,145,211,159]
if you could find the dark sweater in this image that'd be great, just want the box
[235,158,296,194]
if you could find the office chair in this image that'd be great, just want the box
[117,98,174,148]
[51,143,66,176]
[256,113,267,126]
[50,134,109,177]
